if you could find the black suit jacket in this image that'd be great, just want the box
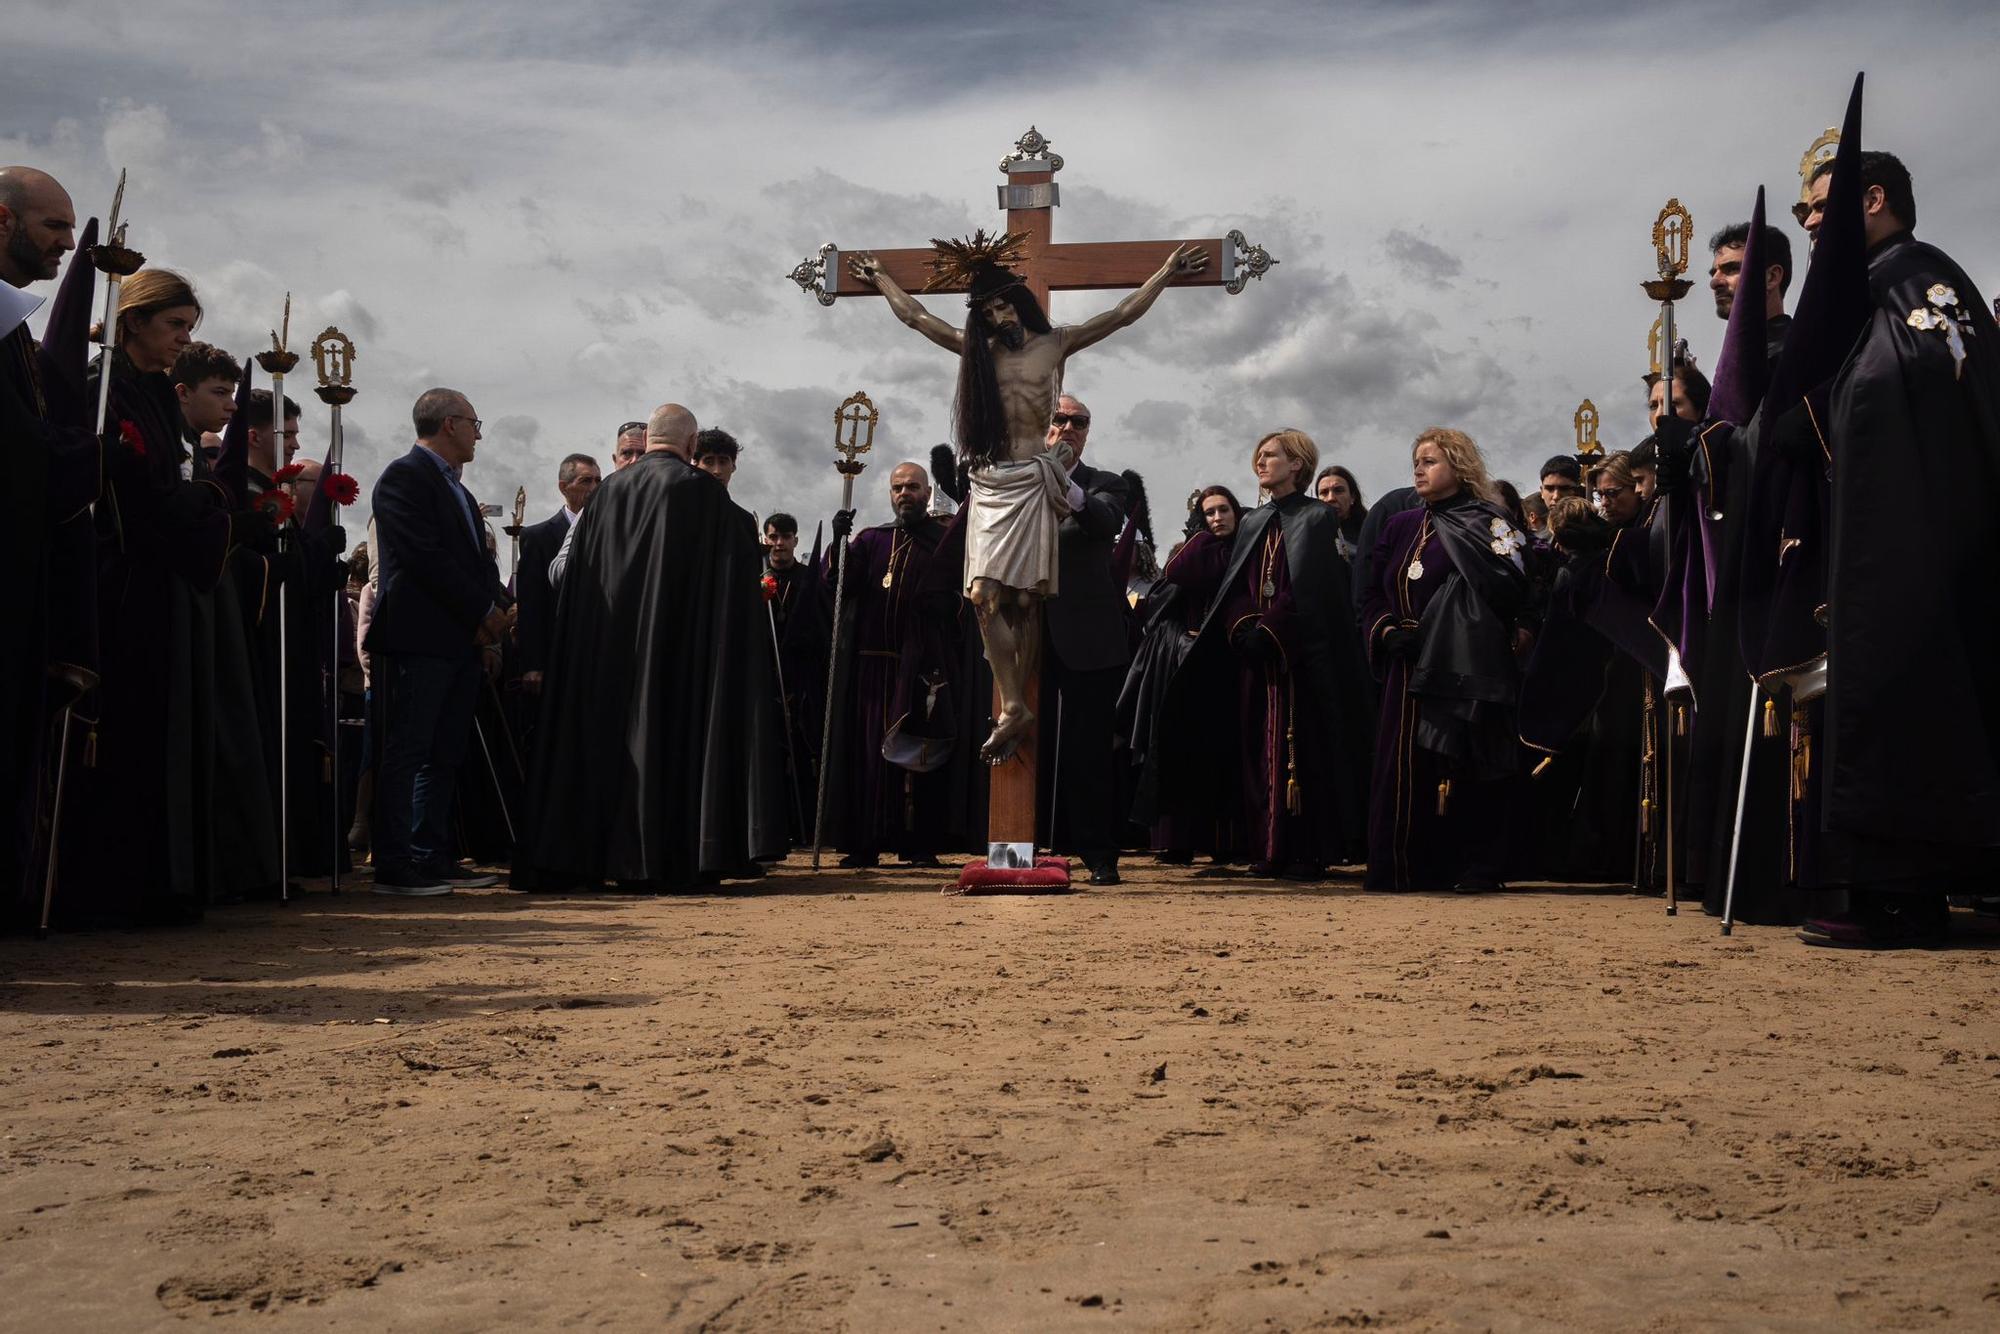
[511,509,569,677]
[1045,461,1132,674]
[365,444,507,659]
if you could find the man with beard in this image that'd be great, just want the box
[0,164,97,919]
[847,235,1205,762]
[763,512,828,847]
[823,462,969,867]
[1708,221,1793,325]
[526,402,785,890]
[1766,134,2000,947]
[1660,214,1796,919]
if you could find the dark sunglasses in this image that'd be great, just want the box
[1051,412,1091,428]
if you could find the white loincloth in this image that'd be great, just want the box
[962,453,1074,596]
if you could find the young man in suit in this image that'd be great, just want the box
[365,388,512,894]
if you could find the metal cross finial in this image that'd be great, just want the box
[1653,199,1693,279]
[312,326,358,406]
[312,326,356,387]
[833,390,878,476]
[1573,398,1602,456]
[1000,126,1064,174]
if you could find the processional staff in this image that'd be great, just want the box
[754,515,810,840]
[255,301,300,903]
[39,181,137,937]
[1640,198,1695,916]
[311,326,360,894]
[87,170,141,441]
[809,390,877,871]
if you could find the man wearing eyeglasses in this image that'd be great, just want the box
[1040,393,1134,884]
[365,387,513,895]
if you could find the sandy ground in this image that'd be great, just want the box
[2,858,1997,1332]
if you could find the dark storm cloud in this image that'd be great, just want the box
[1383,228,1464,286]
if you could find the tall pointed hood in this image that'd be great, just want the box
[34,216,99,429]
[1706,188,1770,427]
[1761,72,1871,425]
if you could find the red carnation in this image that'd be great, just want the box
[118,420,146,458]
[272,462,306,485]
[759,573,779,602]
[321,471,360,506]
[255,488,296,528]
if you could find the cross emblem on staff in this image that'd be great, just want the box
[832,390,878,477]
[787,126,1277,314]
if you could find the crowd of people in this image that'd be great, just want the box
[5,82,1996,947]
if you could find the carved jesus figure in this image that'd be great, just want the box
[849,241,1205,762]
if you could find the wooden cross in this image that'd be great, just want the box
[787,126,1277,873]
[789,126,1276,315]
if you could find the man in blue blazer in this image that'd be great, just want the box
[365,388,512,894]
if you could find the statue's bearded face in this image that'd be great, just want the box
[979,295,1026,350]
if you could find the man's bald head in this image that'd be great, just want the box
[647,403,699,459]
[888,460,931,524]
[0,166,77,287]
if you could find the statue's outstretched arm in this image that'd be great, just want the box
[848,253,964,354]
[1064,244,1208,355]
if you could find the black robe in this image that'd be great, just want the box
[1804,233,2000,890]
[1678,318,1798,921]
[2,319,100,922]
[525,452,783,887]
[765,558,829,847]
[58,352,278,924]
[1150,493,1373,866]
[819,517,981,858]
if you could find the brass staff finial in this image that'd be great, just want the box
[312,326,357,406]
[1795,127,1840,224]
[1642,199,1695,303]
[833,390,878,477]
[1573,399,1602,457]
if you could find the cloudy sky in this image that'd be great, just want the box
[10,0,1998,540]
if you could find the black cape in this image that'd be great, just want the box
[525,452,784,886]
[1820,233,2000,860]
[1149,492,1373,859]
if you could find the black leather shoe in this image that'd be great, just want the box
[1088,862,1122,886]
[838,852,880,869]
[898,852,942,868]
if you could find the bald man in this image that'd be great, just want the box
[525,400,786,889]
[0,166,77,288]
[548,402,698,588]
[1,165,93,922]
[821,460,973,867]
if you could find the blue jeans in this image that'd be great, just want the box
[374,651,481,876]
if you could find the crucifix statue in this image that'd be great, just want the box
[788,125,1278,874]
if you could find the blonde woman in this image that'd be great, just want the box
[65,269,283,925]
[1147,429,1373,880]
[1359,427,1529,892]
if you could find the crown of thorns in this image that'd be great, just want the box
[924,229,1031,302]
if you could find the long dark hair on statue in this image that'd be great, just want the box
[951,282,1052,468]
